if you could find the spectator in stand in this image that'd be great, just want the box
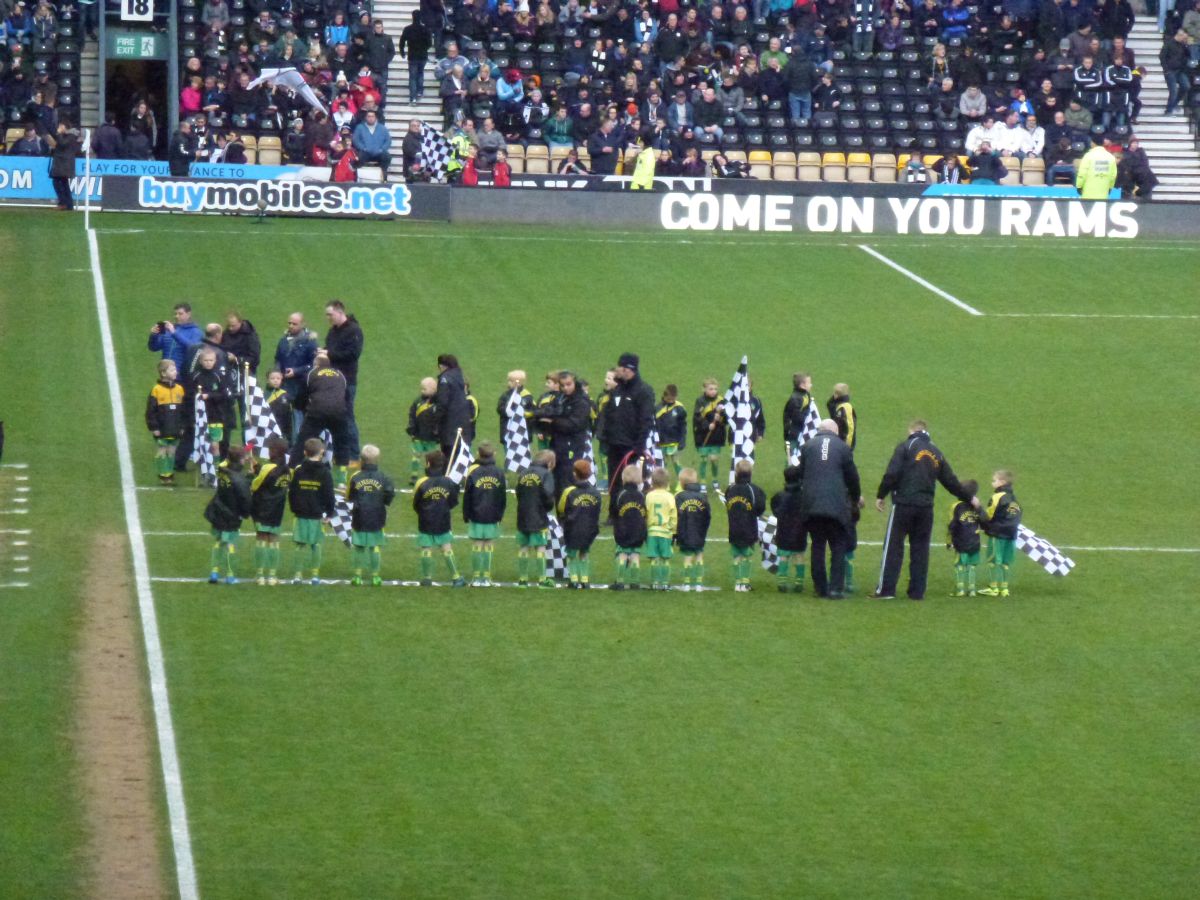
[995,110,1032,158]
[1044,109,1072,150]
[932,77,960,123]
[521,88,549,135]
[7,124,47,156]
[364,20,396,105]
[324,11,350,50]
[399,12,432,103]
[1023,115,1046,156]
[932,152,966,183]
[475,116,504,166]
[941,0,971,42]
[435,40,468,81]
[324,300,364,459]
[401,119,424,180]
[557,146,590,173]
[1073,54,1104,113]
[587,117,621,174]
[1116,136,1158,201]
[123,126,153,160]
[467,63,497,116]
[812,72,842,111]
[90,112,123,159]
[1067,22,1094,60]
[1184,1,1200,62]
[496,68,524,120]
[572,102,598,146]
[850,0,877,54]
[1076,132,1117,198]
[544,105,574,148]
[759,55,787,107]
[351,109,392,176]
[1049,39,1076,97]
[959,84,988,121]
[711,151,751,177]
[666,88,694,132]
[180,76,204,119]
[168,119,197,176]
[1160,29,1190,116]
[967,141,1008,183]
[693,86,724,143]
[1046,134,1078,183]
[1101,57,1133,128]
[964,114,1002,153]
[1039,0,1067,49]
[440,63,468,128]
[1064,97,1093,134]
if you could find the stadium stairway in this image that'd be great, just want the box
[375,0,441,180]
[1128,20,1200,202]
[80,38,100,130]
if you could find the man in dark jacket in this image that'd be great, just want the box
[786,51,816,122]
[50,122,80,210]
[291,353,352,470]
[91,111,125,159]
[8,125,48,156]
[872,420,977,600]
[168,120,197,176]
[797,421,863,599]
[221,312,261,375]
[604,352,656,508]
[400,11,432,103]
[541,370,592,496]
[324,300,364,457]
[274,312,319,411]
[435,353,473,457]
[587,118,621,175]
[365,20,397,104]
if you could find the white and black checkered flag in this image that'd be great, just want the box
[1016,524,1075,576]
[447,428,474,486]
[723,355,755,485]
[243,373,283,458]
[419,122,454,183]
[192,402,216,481]
[643,426,664,469]
[758,515,780,572]
[503,389,533,473]
[318,429,335,465]
[545,512,570,579]
[327,493,353,546]
[788,401,822,466]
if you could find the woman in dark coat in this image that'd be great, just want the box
[50,122,80,210]
[1116,136,1158,201]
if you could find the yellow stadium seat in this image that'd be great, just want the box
[526,144,549,159]
[748,161,772,179]
[241,134,257,150]
[725,150,747,163]
[1021,156,1046,186]
[896,153,911,171]
[257,149,282,166]
[524,156,549,174]
[506,143,525,161]
[798,151,822,181]
[772,151,797,181]
[748,149,772,163]
[999,160,1020,185]
[4,127,25,147]
[258,136,282,152]
[507,156,525,174]
[242,148,257,165]
[847,152,872,182]
[822,152,847,182]
[871,153,897,183]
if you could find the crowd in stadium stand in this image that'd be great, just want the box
[1,0,1192,195]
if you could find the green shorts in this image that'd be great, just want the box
[644,536,673,559]
[517,529,547,547]
[352,530,385,548]
[988,538,1016,565]
[206,422,224,442]
[698,446,721,458]
[615,544,643,556]
[155,437,178,448]
[660,443,679,457]
[467,522,501,540]
[254,522,283,535]
[292,518,324,545]
[412,439,438,454]
[417,532,453,548]
[210,528,239,544]
[729,544,754,558]
[957,550,981,566]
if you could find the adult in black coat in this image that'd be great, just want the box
[168,120,197,176]
[123,128,154,161]
[1116,137,1158,200]
[540,370,593,497]
[797,421,863,598]
[324,300,364,457]
[399,11,433,103]
[435,353,473,457]
[220,313,261,375]
[91,112,125,159]
[604,352,655,513]
[50,123,80,210]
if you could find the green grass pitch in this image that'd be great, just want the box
[1,209,1197,898]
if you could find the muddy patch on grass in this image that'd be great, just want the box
[76,533,168,900]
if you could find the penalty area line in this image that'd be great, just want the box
[857,244,985,316]
[88,229,200,900]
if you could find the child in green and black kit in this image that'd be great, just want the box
[265,370,294,445]
[978,470,1022,597]
[655,384,687,489]
[463,442,507,586]
[693,378,727,494]
[412,449,465,587]
[288,437,336,585]
[947,479,981,596]
[644,467,677,590]
[192,346,232,465]
[204,445,251,584]
[725,458,766,592]
[514,450,556,587]
[347,444,396,586]
[406,377,439,485]
[145,359,184,485]
[675,467,712,591]
[250,436,290,585]
[558,459,602,589]
[610,462,647,590]
[770,465,807,593]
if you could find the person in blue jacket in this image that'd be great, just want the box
[274,311,319,434]
[351,109,392,175]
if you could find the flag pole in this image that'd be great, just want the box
[83,128,92,232]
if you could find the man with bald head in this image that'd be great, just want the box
[274,312,319,432]
[796,419,863,599]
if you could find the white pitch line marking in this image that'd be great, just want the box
[14,475,29,481]
[857,244,985,316]
[0,582,30,588]
[14,486,30,492]
[12,540,29,546]
[12,567,29,573]
[89,228,199,900]
[992,312,1200,320]
[13,497,28,504]
[0,509,29,515]
[0,463,28,468]
[0,529,31,534]
[12,555,29,562]
[148,576,719,590]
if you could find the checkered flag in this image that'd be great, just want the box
[758,515,780,573]
[327,493,353,546]
[545,512,570,579]
[503,389,533,473]
[243,373,283,458]
[419,122,454,183]
[643,426,664,469]
[723,356,755,485]
[192,402,216,481]
[1016,524,1076,576]
[787,401,822,466]
[447,428,474,486]
[318,430,335,465]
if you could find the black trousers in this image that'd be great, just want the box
[606,445,638,517]
[877,503,934,598]
[807,516,849,596]
[291,413,351,467]
[52,176,73,209]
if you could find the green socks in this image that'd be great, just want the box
[443,549,459,578]
[419,549,435,580]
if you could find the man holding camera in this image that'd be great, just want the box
[148,303,204,472]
